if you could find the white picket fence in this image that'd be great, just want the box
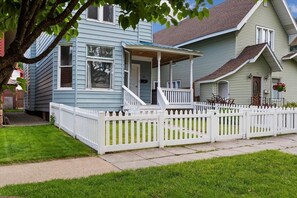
[50,102,297,154]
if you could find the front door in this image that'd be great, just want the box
[130,64,140,96]
[252,77,261,105]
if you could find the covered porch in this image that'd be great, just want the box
[122,42,202,111]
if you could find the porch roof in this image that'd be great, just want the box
[282,52,297,62]
[122,41,202,67]
[196,43,283,84]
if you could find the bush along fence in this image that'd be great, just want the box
[50,102,297,154]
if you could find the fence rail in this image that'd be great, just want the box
[50,103,297,154]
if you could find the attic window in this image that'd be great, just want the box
[87,5,114,23]
[256,26,275,51]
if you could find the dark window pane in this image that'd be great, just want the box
[60,46,72,66]
[60,67,72,88]
[87,45,113,58]
[87,61,112,88]
[124,51,129,71]
[103,5,114,22]
[87,6,98,20]
[124,71,128,87]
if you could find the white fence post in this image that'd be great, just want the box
[294,108,297,133]
[59,104,63,129]
[98,111,106,155]
[272,109,278,136]
[158,111,165,148]
[209,110,218,143]
[245,110,251,139]
[73,107,77,138]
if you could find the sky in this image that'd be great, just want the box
[153,0,297,33]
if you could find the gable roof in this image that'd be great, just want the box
[154,0,297,47]
[282,52,297,61]
[197,44,283,83]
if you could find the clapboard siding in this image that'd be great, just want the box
[26,5,153,112]
[152,33,236,88]
[236,1,297,102]
[24,43,36,111]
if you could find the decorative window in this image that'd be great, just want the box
[86,45,114,89]
[290,45,297,52]
[256,26,275,50]
[124,51,130,87]
[167,80,181,89]
[59,45,72,88]
[87,5,114,23]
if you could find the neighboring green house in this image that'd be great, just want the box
[154,0,297,106]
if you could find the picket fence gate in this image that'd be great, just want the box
[50,102,297,154]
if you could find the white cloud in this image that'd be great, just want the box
[289,4,297,15]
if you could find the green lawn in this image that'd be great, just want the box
[0,125,96,164]
[1,150,297,197]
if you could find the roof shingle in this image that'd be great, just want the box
[154,0,255,46]
[197,43,267,82]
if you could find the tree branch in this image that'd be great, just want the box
[24,1,46,36]
[21,0,79,54]
[20,0,95,64]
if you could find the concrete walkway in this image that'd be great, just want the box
[1,134,297,187]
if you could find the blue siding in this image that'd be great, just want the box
[27,5,153,112]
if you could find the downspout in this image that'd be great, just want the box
[74,38,78,107]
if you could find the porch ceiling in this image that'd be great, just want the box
[122,41,202,67]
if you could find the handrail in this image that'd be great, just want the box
[161,88,191,92]
[122,85,146,110]
[157,87,169,110]
[162,88,192,105]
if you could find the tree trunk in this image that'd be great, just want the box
[0,96,3,127]
[0,62,15,127]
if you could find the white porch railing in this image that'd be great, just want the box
[157,87,169,110]
[162,88,192,105]
[122,85,146,110]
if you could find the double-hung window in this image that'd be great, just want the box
[86,45,114,89]
[87,5,114,23]
[167,80,181,89]
[59,45,72,88]
[124,51,130,87]
[256,26,275,50]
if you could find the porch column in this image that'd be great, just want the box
[157,51,161,88]
[169,61,173,88]
[190,55,194,103]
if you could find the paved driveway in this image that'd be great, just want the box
[4,112,48,126]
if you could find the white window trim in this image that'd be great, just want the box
[85,44,115,91]
[86,5,115,25]
[256,26,275,51]
[124,50,130,88]
[57,44,73,90]
[217,80,230,99]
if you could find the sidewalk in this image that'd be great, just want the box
[1,134,297,187]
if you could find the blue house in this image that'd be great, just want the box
[24,5,202,119]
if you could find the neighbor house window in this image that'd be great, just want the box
[59,45,72,88]
[86,45,114,89]
[167,80,181,89]
[256,26,275,50]
[87,5,114,23]
[271,78,280,99]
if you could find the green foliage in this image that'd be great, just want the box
[284,102,297,108]
[0,125,96,165]
[49,114,56,125]
[0,0,214,42]
[1,151,297,197]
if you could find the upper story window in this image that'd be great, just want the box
[86,45,114,89]
[256,26,275,50]
[87,5,114,23]
[59,45,72,89]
